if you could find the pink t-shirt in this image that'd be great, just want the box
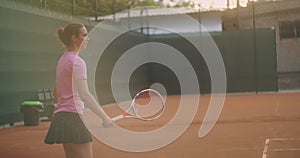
[54,52,87,115]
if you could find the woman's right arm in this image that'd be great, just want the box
[76,79,112,127]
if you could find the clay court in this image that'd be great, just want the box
[1,92,300,158]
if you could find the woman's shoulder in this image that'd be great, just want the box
[74,55,86,66]
[61,52,84,63]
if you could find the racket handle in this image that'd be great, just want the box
[112,114,124,122]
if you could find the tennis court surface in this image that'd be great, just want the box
[1,92,300,158]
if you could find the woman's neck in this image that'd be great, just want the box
[66,49,78,53]
[66,45,78,53]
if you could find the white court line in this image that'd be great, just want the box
[262,139,270,158]
[262,138,300,158]
[270,138,300,141]
[270,149,300,151]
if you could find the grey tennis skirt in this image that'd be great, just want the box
[44,112,92,144]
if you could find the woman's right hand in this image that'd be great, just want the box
[102,116,113,128]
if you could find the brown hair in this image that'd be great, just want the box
[57,23,84,47]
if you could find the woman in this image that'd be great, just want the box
[44,23,112,158]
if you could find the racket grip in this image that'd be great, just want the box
[112,114,124,122]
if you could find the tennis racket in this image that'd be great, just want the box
[111,89,165,122]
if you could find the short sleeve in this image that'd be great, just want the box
[73,56,87,80]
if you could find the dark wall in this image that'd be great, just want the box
[95,29,277,104]
[212,29,277,92]
[0,4,92,124]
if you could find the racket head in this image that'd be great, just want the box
[131,89,165,121]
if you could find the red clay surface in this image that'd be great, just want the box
[1,92,300,158]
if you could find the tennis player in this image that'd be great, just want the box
[44,23,112,158]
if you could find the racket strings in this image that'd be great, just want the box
[133,90,165,121]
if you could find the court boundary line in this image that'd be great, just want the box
[262,139,270,158]
[262,138,300,158]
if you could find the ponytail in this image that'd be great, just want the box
[57,27,68,46]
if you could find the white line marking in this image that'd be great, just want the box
[262,139,270,158]
[262,137,300,158]
[270,149,300,151]
[271,138,300,141]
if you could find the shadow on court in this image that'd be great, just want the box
[1,92,300,158]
